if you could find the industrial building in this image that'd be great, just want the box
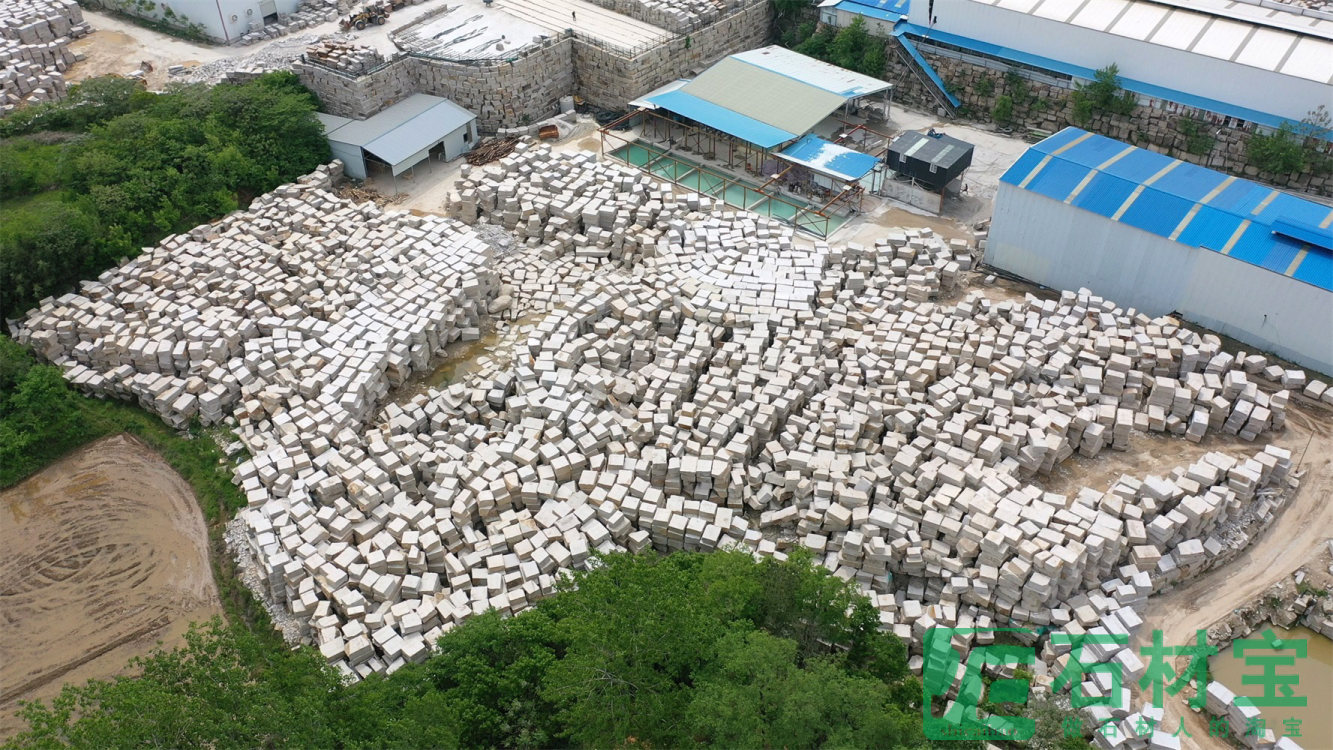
[900,0,1333,128]
[608,45,893,235]
[138,0,300,43]
[987,127,1333,375]
[316,94,478,181]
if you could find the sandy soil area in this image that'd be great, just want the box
[1134,399,1333,750]
[0,434,222,740]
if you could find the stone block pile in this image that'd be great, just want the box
[1,0,89,112]
[14,162,497,440]
[13,146,1305,685]
[302,39,385,75]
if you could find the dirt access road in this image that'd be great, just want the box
[0,434,221,740]
[1133,399,1333,750]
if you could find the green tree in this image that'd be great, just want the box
[7,619,345,749]
[992,94,1015,128]
[1247,122,1307,174]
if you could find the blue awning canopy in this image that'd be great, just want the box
[776,134,879,182]
[644,89,798,149]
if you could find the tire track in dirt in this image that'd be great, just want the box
[0,434,222,739]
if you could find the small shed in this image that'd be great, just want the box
[886,130,974,192]
[316,94,478,181]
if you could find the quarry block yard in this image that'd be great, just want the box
[3,0,1332,745]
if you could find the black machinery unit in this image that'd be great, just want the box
[885,130,974,192]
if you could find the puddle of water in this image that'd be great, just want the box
[391,310,546,405]
[1208,622,1333,747]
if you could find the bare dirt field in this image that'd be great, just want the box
[1133,400,1333,749]
[0,434,222,740]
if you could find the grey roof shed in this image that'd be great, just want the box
[318,94,477,179]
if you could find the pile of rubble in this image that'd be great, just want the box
[12,145,1307,703]
[171,32,328,84]
[301,39,385,75]
[1,0,89,112]
[233,0,339,45]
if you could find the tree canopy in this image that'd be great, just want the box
[7,550,928,749]
[0,72,330,319]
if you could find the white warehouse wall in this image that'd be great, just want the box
[128,0,301,42]
[908,0,1328,123]
[987,184,1333,375]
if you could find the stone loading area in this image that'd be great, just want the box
[1,0,90,112]
[9,145,1318,736]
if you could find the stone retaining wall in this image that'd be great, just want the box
[298,1,768,130]
[573,0,770,110]
[882,39,1333,196]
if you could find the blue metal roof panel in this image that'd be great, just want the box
[1119,189,1195,237]
[1272,216,1333,250]
[1176,206,1245,251]
[836,0,907,22]
[1152,163,1230,203]
[1005,127,1333,293]
[1071,172,1139,216]
[645,90,797,149]
[776,133,879,181]
[1024,157,1095,203]
[999,149,1048,186]
[1292,248,1333,287]
[1208,179,1270,214]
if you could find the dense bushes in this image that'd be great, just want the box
[788,18,887,78]
[0,72,329,319]
[0,337,99,486]
[7,550,928,749]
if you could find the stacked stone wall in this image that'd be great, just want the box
[298,0,768,130]
[572,0,770,111]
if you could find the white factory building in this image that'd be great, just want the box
[898,0,1333,128]
[987,128,1333,375]
[140,0,300,43]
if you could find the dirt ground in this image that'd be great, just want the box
[65,12,229,89]
[0,434,222,740]
[1132,399,1333,750]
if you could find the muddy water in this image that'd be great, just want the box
[391,311,546,405]
[1208,623,1333,747]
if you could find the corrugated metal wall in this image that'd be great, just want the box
[987,184,1333,375]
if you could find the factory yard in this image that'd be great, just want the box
[6,0,1333,743]
[0,434,221,737]
[10,136,1325,714]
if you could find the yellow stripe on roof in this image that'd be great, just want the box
[1063,144,1136,204]
[1052,130,1096,156]
[1169,204,1203,241]
[1220,220,1251,255]
[1250,189,1279,216]
[1320,208,1333,229]
[1111,159,1181,221]
[1200,176,1236,205]
[1284,246,1310,277]
[1018,155,1053,189]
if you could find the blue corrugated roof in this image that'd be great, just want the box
[776,133,879,181]
[834,0,908,23]
[644,89,797,149]
[894,23,1329,138]
[1002,127,1333,292]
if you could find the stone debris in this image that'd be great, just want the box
[12,144,1304,690]
[1,0,89,112]
[301,39,385,75]
[172,32,331,85]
